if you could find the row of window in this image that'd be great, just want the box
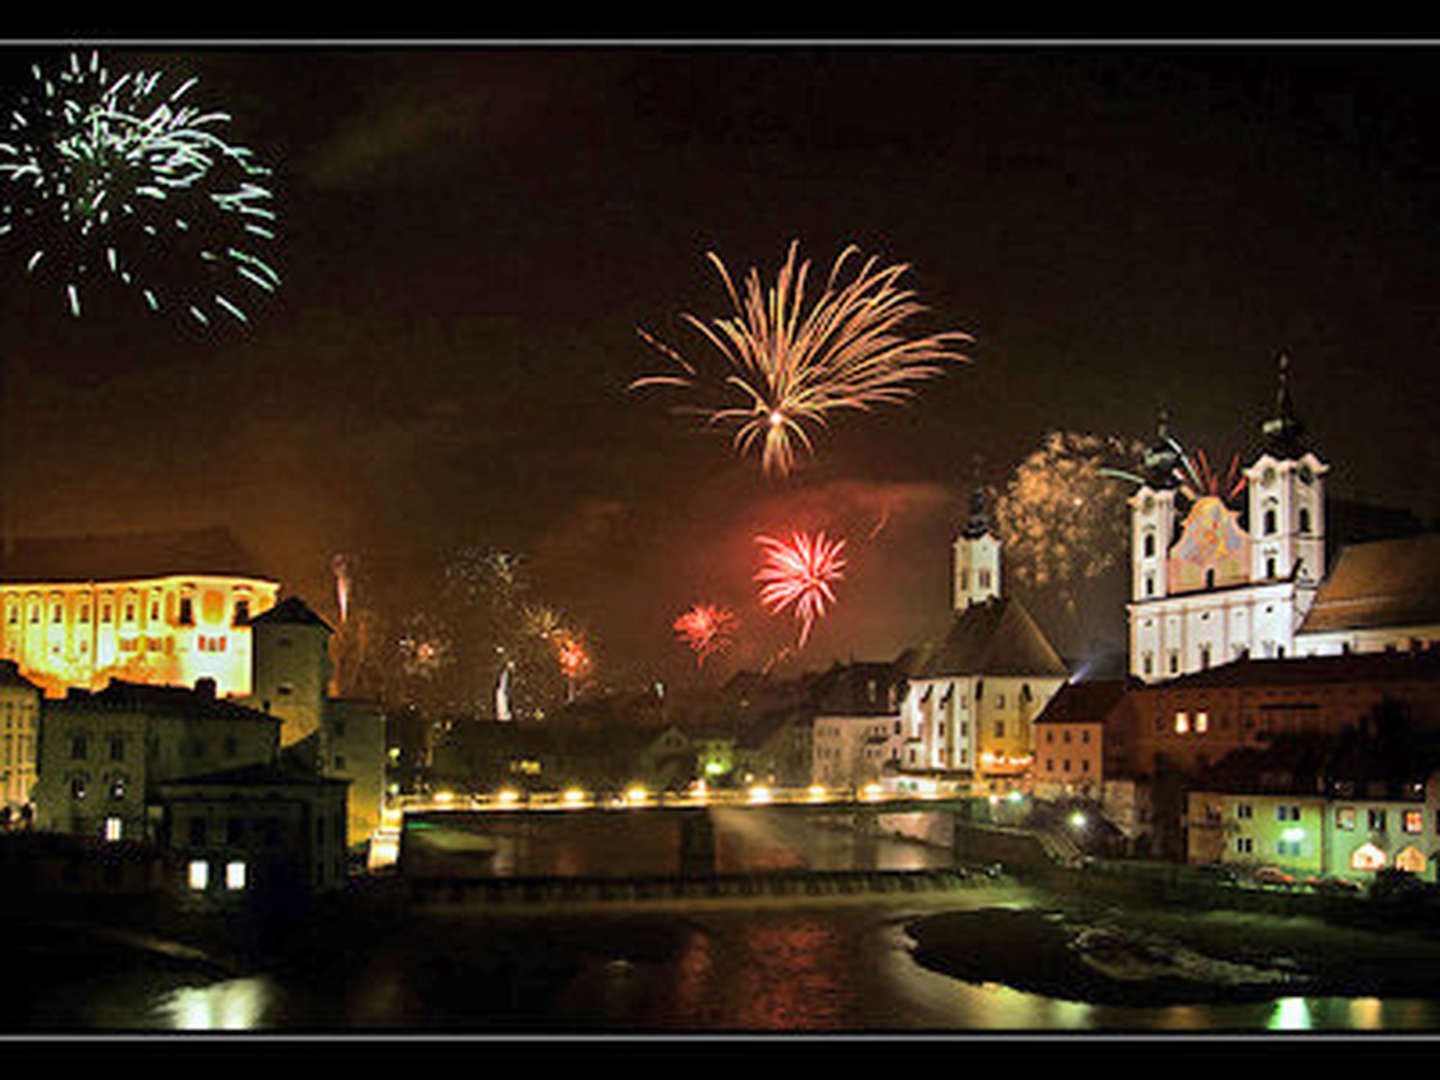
[1043,758,1092,775]
[1042,728,1092,745]
[1232,802,1431,834]
[4,597,252,628]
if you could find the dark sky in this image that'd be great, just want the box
[3,42,1439,692]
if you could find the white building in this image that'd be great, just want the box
[1129,358,1333,681]
[896,487,1070,790]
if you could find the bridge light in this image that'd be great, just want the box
[434,791,455,805]
[862,783,883,801]
[562,788,586,806]
[498,789,521,806]
[747,784,772,804]
[625,785,649,805]
[807,784,827,801]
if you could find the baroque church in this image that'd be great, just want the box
[1127,356,1440,683]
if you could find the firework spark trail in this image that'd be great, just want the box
[0,51,279,325]
[673,603,738,667]
[754,529,847,649]
[633,241,972,476]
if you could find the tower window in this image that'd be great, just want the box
[1145,574,1155,597]
[1266,556,1277,579]
[1298,507,1311,534]
[179,597,194,626]
[1264,507,1277,535]
[1143,532,1156,558]
[1205,568,1215,589]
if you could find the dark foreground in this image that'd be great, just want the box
[906,899,1440,1006]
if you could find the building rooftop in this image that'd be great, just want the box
[1147,648,1440,692]
[245,595,333,632]
[0,527,272,585]
[1034,678,1137,726]
[915,597,1069,679]
[54,678,281,724]
[1300,532,1440,634]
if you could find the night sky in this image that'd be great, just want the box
[2,41,1439,693]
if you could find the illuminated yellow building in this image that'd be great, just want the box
[1187,777,1440,883]
[1,660,41,816]
[0,529,279,699]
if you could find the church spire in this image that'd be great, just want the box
[1261,352,1308,459]
[1141,404,1181,488]
[960,455,993,539]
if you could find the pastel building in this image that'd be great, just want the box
[0,529,279,699]
[1187,775,1440,883]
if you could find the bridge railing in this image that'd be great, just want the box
[390,781,969,816]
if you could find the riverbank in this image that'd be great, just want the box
[906,896,1440,1006]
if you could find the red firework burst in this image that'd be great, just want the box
[754,530,847,648]
[674,604,737,666]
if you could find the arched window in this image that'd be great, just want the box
[1205,568,1215,590]
[1263,507,1277,535]
[1143,531,1156,558]
[1266,555,1277,579]
[1298,507,1311,534]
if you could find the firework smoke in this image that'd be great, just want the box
[993,431,1143,604]
[634,240,971,476]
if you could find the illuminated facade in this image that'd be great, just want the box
[898,489,1069,787]
[1128,365,1328,682]
[0,660,41,816]
[1186,773,1440,883]
[0,529,279,699]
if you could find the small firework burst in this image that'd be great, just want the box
[673,603,738,667]
[396,613,454,681]
[634,240,971,476]
[0,51,279,325]
[754,529,847,648]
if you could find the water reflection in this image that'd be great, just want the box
[155,977,277,1030]
[1267,996,1313,1031]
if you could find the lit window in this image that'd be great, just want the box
[1337,807,1356,830]
[188,860,209,891]
[1196,712,1208,733]
[104,816,122,842]
[1174,712,1189,734]
[226,861,247,891]
[1351,843,1386,872]
[1405,810,1424,834]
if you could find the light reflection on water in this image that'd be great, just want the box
[154,976,279,1030]
[125,907,1440,1033]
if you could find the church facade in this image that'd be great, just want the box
[1129,359,1337,682]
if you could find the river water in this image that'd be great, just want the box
[14,810,1440,1033]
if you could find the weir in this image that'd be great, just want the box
[396,800,968,895]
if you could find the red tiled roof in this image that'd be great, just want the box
[916,598,1069,678]
[1301,533,1440,633]
[0,527,272,585]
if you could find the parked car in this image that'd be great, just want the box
[1304,875,1362,895]
[1252,865,1297,887]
